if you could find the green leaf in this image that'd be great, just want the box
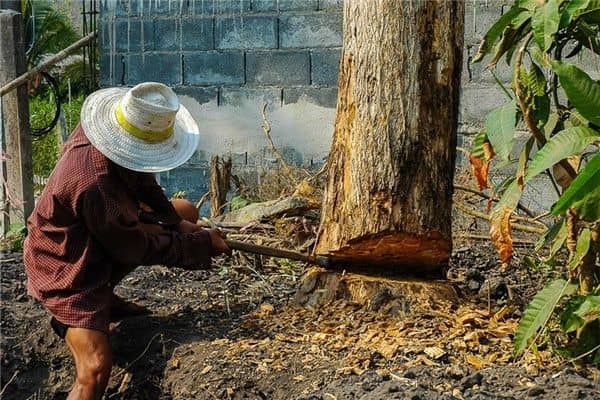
[493,179,523,215]
[532,0,561,51]
[573,295,600,323]
[568,228,592,270]
[515,279,578,355]
[517,137,536,187]
[573,185,600,221]
[485,101,517,161]
[473,6,528,63]
[552,153,600,215]
[561,0,591,28]
[525,127,599,182]
[561,295,587,333]
[560,296,585,333]
[552,61,600,125]
[547,220,568,261]
[488,13,532,68]
[535,217,565,252]
[229,196,252,211]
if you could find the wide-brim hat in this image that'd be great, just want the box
[80,82,200,173]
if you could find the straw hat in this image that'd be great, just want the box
[80,82,199,173]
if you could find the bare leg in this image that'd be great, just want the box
[65,328,112,400]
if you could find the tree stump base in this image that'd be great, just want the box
[293,267,458,314]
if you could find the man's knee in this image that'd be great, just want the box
[77,349,112,386]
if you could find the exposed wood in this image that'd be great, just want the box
[315,0,464,274]
[0,10,33,233]
[294,268,458,312]
[209,155,231,218]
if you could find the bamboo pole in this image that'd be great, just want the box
[0,31,97,97]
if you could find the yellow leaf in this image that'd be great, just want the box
[465,354,486,370]
[490,207,513,264]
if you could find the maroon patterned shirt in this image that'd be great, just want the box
[24,125,212,333]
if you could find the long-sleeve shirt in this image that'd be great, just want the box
[23,125,211,332]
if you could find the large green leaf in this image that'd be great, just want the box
[552,153,600,215]
[574,295,600,323]
[525,127,599,181]
[561,0,592,28]
[568,228,592,269]
[473,6,528,63]
[552,61,600,125]
[573,185,600,221]
[515,279,578,355]
[535,217,565,252]
[485,101,517,161]
[532,0,561,51]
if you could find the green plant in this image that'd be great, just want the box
[1,223,27,252]
[30,93,84,178]
[473,0,600,363]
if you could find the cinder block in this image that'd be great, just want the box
[280,13,342,48]
[174,86,219,104]
[251,0,277,12]
[220,88,282,107]
[311,48,341,85]
[181,18,214,50]
[184,51,245,85]
[464,1,505,47]
[99,0,130,17]
[159,165,210,202]
[246,51,310,85]
[318,0,342,10]
[128,53,182,85]
[283,87,337,108]
[110,19,154,52]
[154,19,178,51]
[190,0,251,15]
[460,84,509,125]
[278,0,318,11]
[99,53,126,86]
[216,16,277,49]
[463,46,513,85]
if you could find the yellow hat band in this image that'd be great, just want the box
[115,103,174,143]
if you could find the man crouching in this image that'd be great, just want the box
[23,82,229,399]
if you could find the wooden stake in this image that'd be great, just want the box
[0,10,33,233]
[209,155,231,217]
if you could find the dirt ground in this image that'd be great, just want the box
[1,240,599,400]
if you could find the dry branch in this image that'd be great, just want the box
[454,201,546,234]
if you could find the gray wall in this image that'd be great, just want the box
[99,0,557,212]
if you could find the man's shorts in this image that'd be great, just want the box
[50,317,70,339]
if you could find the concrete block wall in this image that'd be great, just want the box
[99,0,558,212]
[99,0,342,107]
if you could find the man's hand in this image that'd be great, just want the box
[178,219,202,234]
[207,228,231,256]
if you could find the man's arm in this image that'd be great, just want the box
[136,173,182,228]
[80,182,212,269]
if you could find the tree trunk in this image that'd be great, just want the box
[315,0,464,275]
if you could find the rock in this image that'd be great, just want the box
[467,280,481,291]
[479,277,508,299]
[388,384,401,393]
[445,365,466,380]
[460,372,483,390]
[527,386,545,397]
[565,374,592,388]
[221,196,311,224]
[403,368,418,379]
[465,268,484,282]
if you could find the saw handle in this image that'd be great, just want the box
[224,239,330,268]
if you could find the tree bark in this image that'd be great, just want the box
[210,155,231,218]
[315,0,464,274]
